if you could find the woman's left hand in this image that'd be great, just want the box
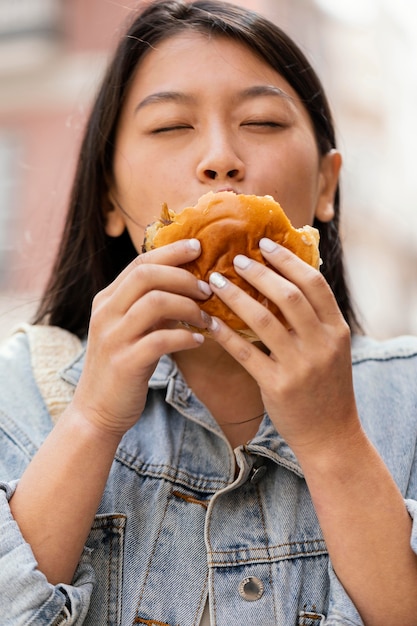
[208,237,360,459]
[209,238,417,626]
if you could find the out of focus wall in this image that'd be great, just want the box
[1,0,416,340]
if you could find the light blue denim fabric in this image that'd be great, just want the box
[0,329,417,625]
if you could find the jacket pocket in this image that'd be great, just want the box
[85,513,127,626]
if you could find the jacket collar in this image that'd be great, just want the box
[60,348,303,476]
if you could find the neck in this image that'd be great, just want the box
[173,338,256,387]
[173,340,264,447]
[217,411,265,426]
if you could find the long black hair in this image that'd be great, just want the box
[34,0,361,336]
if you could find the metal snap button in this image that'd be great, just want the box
[238,576,264,601]
[250,465,267,484]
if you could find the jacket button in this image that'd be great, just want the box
[238,576,264,601]
[250,465,267,484]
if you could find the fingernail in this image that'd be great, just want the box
[259,238,278,253]
[187,238,201,251]
[209,317,220,332]
[233,254,251,270]
[209,272,227,289]
[198,280,212,297]
[192,332,205,344]
[201,311,212,327]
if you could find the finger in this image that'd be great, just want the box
[131,327,206,364]
[232,253,316,336]
[104,238,203,296]
[109,326,206,383]
[99,263,211,317]
[258,238,343,325]
[209,271,290,349]
[119,291,211,340]
[208,315,270,381]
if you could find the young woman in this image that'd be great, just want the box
[1,1,417,624]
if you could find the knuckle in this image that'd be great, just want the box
[132,262,154,282]
[146,332,167,355]
[235,343,253,363]
[225,287,241,307]
[337,320,351,344]
[89,296,108,330]
[133,252,148,266]
[309,268,326,289]
[91,288,107,312]
[279,250,296,270]
[252,263,269,280]
[282,285,303,306]
[133,263,168,292]
[253,307,275,330]
[146,290,165,309]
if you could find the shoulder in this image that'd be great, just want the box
[351,333,417,393]
[351,334,417,399]
[0,327,33,387]
[0,328,47,477]
[351,335,417,493]
[0,323,82,388]
[0,325,83,478]
[352,333,417,364]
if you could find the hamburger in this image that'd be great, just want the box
[142,191,320,341]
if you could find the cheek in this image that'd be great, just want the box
[114,145,180,205]
[112,148,155,213]
[273,146,321,226]
[275,182,319,228]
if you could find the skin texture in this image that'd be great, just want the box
[10,33,417,626]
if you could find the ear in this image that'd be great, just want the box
[314,149,342,223]
[103,191,126,237]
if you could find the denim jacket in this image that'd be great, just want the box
[1,328,417,626]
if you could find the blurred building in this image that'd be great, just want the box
[0,0,416,339]
[0,0,136,337]
[265,0,417,337]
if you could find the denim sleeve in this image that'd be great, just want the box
[324,563,364,626]
[0,481,95,625]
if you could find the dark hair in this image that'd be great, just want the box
[35,0,361,336]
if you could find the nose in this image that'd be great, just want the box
[203,168,240,181]
[196,128,245,183]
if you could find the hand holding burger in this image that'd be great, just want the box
[143,191,320,340]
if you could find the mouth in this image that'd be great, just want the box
[214,187,238,194]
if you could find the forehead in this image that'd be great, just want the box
[126,31,303,105]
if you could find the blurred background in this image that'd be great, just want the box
[0,0,416,340]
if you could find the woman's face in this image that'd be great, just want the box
[107,33,340,247]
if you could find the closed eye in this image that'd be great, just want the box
[151,125,193,134]
[242,121,283,128]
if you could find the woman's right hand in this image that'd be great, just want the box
[71,238,211,438]
[9,242,210,586]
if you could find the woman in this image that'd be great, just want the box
[1,1,417,624]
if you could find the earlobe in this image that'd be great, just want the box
[104,192,126,237]
[315,149,342,223]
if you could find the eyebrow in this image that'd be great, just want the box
[134,84,294,114]
[238,85,294,103]
[134,91,194,113]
